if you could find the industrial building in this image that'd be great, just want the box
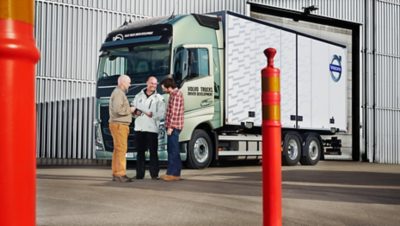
[34,0,400,164]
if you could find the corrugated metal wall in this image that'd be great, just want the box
[250,0,400,164]
[35,0,400,164]
[34,0,246,161]
[373,0,400,164]
[362,0,400,164]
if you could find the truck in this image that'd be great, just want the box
[94,11,347,168]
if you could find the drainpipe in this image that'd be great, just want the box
[363,0,369,161]
[372,0,377,162]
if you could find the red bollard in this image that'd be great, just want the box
[261,48,282,226]
[0,1,40,225]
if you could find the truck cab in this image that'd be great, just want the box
[95,14,223,168]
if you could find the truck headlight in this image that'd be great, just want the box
[159,123,166,139]
[94,120,104,150]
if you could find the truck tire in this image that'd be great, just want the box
[186,129,213,169]
[300,134,321,165]
[282,132,302,166]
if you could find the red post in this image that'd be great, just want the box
[261,48,282,226]
[0,1,40,225]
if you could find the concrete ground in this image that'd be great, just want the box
[37,161,400,226]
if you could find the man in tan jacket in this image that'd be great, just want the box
[109,74,136,182]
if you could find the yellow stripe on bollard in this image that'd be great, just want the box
[262,76,280,92]
[262,105,281,121]
[0,0,34,24]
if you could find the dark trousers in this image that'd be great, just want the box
[166,129,182,176]
[135,131,159,178]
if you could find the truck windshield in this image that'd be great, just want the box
[97,43,170,83]
[96,43,170,98]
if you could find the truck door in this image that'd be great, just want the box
[173,45,214,127]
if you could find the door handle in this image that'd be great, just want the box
[200,99,212,107]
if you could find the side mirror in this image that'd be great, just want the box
[181,49,189,80]
[173,47,189,88]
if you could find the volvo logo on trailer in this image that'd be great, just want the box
[329,55,342,82]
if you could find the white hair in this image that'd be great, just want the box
[118,74,130,86]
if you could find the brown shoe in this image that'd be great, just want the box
[162,175,181,181]
[114,175,133,183]
[160,174,168,180]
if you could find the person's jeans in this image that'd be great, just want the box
[166,129,181,176]
[109,122,129,176]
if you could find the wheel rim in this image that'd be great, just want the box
[308,140,320,160]
[288,139,299,160]
[193,137,209,163]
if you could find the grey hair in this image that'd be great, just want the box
[118,74,130,86]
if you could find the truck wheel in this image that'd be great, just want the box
[300,134,321,165]
[186,129,213,169]
[282,132,301,166]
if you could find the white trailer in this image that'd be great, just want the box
[217,12,347,165]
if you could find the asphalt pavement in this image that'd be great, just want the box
[37,161,400,226]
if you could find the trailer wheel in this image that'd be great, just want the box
[282,132,301,166]
[300,134,321,165]
[186,129,213,169]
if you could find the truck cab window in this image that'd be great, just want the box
[173,47,209,86]
[98,49,128,78]
[135,60,149,73]
[188,48,209,78]
[98,44,170,82]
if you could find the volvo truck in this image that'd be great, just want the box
[94,11,347,168]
